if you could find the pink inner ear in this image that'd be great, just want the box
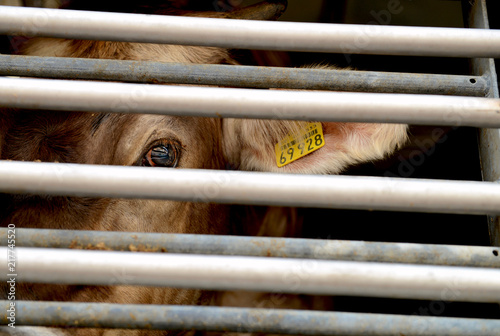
[322,122,377,152]
[322,122,357,146]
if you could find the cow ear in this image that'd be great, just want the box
[220,0,287,21]
[223,118,407,174]
[190,1,287,20]
[159,1,288,65]
[222,62,408,174]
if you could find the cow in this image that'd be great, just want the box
[0,1,408,335]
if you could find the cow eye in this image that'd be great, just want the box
[142,143,180,168]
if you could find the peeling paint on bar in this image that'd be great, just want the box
[1,301,500,335]
[1,228,498,268]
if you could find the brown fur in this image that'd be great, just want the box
[0,4,408,336]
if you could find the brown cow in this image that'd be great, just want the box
[0,1,408,335]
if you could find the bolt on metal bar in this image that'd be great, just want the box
[2,247,500,302]
[0,55,488,96]
[2,301,500,335]
[1,77,500,127]
[1,6,500,57]
[2,228,498,268]
[1,161,500,215]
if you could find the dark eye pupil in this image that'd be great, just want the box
[151,146,171,166]
[143,144,178,167]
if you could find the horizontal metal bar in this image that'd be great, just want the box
[2,228,499,268]
[1,78,500,127]
[1,6,500,57]
[2,247,500,302]
[0,55,487,96]
[1,161,500,215]
[2,301,500,335]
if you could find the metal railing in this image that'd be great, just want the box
[1,5,500,57]
[1,301,500,335]
[1,227,500,333]
[1,161,500,215]
[0,55,487,96]
[1,77,500,126]
[3,228,498,267]
[4,247,500,301]
[0,0,499,334]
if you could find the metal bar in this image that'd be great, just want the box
[2,301,500,335]
[2,228,499,268]
[472,0,500,247]
[2,247,500,302]
[1,77,500,127]
[2,160,500,215]
[0,55,487,96]
[1,6,500,57]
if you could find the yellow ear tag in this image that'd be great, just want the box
[275,122,325,168]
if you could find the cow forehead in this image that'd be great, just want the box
[1,110,94,163]
[98,113,223,167]
[1,111,223,168]
[0,111,227,231]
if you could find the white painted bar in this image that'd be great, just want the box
[2,247,500,302]
[1,6,500,57]
[0,161,500,215]
[1,77,500,127]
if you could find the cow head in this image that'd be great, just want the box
[0,1,408,335]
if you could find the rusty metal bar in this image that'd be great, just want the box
[1,301,500,335]
[1,228,498,268]
[1,77,500,127]
[2,6,500,57]
[2,247,500,302]
[0,55,487,96]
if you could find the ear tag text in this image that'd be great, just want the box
[275,122,325,168]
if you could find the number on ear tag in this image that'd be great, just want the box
[275,122,325,168]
